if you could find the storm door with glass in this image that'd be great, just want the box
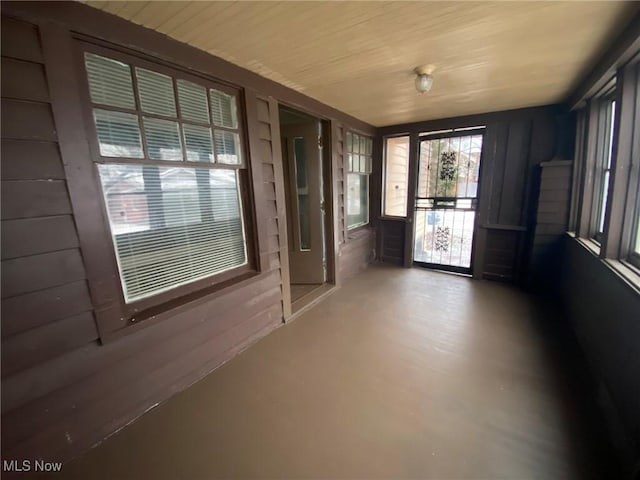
[413,130,484,274]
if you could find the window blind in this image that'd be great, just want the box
[84,50,249,304]
[99,164,247,302]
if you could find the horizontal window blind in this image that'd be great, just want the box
[99,164,247,302]
[178,80,209,124]
[136,67,177,117]
[85,53,135,109]
[94,109,144,158]
[83,49,250,305]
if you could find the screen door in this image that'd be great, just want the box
[413,130,484,274]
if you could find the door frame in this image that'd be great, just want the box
[408,128,486,275]
[276,102,337,318]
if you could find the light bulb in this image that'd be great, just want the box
[415,74,434,94]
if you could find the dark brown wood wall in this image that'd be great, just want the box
[528,161,573,291]
[0,6,377,469]
[0,17,99,379]
[340,229,376,280]
[0,16,284,463]
[331,121,377,281]
[560,237,640,474]
[377,106,563,283]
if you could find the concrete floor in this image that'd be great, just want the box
[57,265,614,479]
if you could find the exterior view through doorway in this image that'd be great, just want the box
[414,129,484,274]
[279,106,333,314]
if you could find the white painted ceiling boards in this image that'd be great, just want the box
[88,1,639,126]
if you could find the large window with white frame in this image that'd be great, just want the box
[346,131,372,230]
[81,46,253,306]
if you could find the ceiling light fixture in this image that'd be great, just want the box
[414,65,435,94]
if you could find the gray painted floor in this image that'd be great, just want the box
[57,265,612,479]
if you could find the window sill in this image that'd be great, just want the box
[574,235,601,256]
[102,269,261,343]
[570,233,640,296]
[346,225,374,241]
[605,259,640,294]
[378,215,408,222]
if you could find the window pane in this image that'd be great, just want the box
[93,109,143,158]
[136,67,177,117]
[183,124,213,162]
[598,170,610,234]
[210,89,237,128]
[347,173,369,229]
[85,53,135,109]
[595,100,616,236]
[214,130,241,165]
[293,137,310,250]
[346,132,353,153]
[384,136,410,217]
[143,117,183,161]
[605,101,616,169]
[98,164,247,302]
[177,80,209,124]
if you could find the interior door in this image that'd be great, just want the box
[281,121,325,284]
[413,130,484,274]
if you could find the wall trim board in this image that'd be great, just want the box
[378,104,565,137]
[1,1,376,136]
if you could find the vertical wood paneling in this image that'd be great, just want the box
[529,161,573,289]
[486,122,509,225]
[499,119,532,225]
[378,106,561,283]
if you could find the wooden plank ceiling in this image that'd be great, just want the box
[87,1,638,127]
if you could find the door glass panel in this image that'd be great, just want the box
[383,136,410,217]
[293,137,310,250]
[414,133,483,271]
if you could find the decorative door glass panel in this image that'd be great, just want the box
[414,132,483,271]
